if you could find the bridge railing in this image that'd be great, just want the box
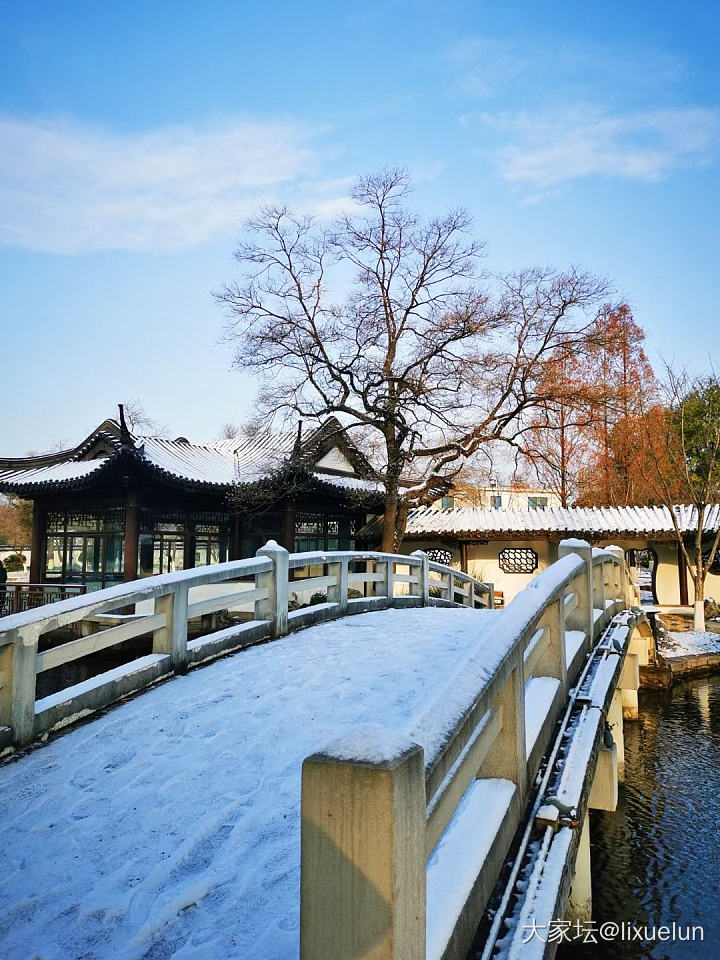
[0,543,493,749]
[300,539,641,960]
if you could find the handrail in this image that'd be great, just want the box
[299,539,642,960]
[0,542,493,749]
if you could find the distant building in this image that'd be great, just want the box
[399,503,720,607]
[435,484,561,512]
[0,411,382,591]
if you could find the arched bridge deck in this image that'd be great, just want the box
[0,605,501,960]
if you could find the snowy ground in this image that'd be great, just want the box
[0,606,502,960]
[662,630,720,658]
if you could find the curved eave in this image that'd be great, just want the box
[0,456,120,495]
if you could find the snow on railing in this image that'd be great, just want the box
[0,543,493,750]
[299,540,641,960]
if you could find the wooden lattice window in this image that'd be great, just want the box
[498,547,538,574]
[426,548,453,566]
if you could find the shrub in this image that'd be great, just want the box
[3,553,25,573]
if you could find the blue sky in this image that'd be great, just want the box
[1,0,718,454]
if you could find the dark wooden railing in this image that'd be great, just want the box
[0,583,87,618]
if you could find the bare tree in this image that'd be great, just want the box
[217,169,608,549]
[219,422,241,440]
[122,398,168,436]
[640,368,720,630]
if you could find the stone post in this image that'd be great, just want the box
[558,539,594,650]
[1,626,39,747]
[380,558,395,603]
[481,663,527,800]
[327,557,349,616]
[256,540,289,638]
[301,735,426,960]
[592,557,606,629]
[154,584,189,674]
[605,546,626,607]
[535,597,568,694]
[410,551,429,606]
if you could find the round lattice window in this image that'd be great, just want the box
[498,547,538,574]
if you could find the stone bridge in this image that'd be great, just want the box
[0,542,652,960]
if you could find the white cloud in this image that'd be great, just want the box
[0,116,326,253]
[483,105,720,196]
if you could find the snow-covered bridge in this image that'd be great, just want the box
[0,544,652,960]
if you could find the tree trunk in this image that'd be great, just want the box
[694,577,706,632]
[693,539,706,631]
[394,502,409,552]
[381,490,398,553]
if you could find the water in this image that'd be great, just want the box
[559,677,720,959]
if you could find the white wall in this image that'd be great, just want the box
[402,535,720,607]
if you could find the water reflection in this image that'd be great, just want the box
[559,677,720,960]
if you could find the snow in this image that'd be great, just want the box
[0,606,499,960]
[558,537,590,548]
[565,629,586,665]
[524,677,561,755]
[663,630,720,658]
[0,457,109,487]
[311,471,383,493]
[403,503,720,537]
[318,726,418,764]
[502,828,573,960]
[426,777,516,960]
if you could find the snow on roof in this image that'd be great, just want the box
[0,417,380,494]
[138,432,298,487]
[0,457,110,488]
[311,471,384,493]
[403,503,720,538]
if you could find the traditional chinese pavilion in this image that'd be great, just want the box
[0,409,382,590]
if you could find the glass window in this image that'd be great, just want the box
[441,496,455,509]
[68,537,84,574]
[105,534,124,576]
[491,495,502,509]
[528,496,548,510]
[45,536,64,575]
[43,509,126,588]
[152,536,184,574]
[294,514,357,553]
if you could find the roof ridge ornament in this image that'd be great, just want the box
[117,403,134,450]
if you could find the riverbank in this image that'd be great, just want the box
[646,626,720,687]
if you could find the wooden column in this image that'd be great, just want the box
[29,502,45,583]
[123,494,140,582]
[459,540,469,574]
[678,543,689,606]
[281,501,296,553]
[183,523,196,570]
[229,514,243,560]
